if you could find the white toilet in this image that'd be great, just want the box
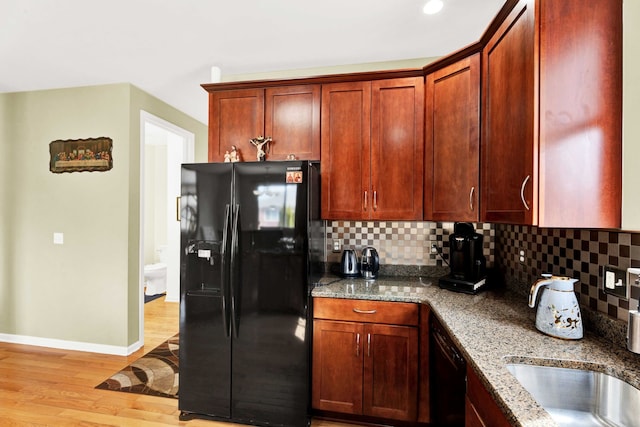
[144,245,167,296]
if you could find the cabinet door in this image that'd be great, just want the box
[265,85,320,161]
[481,0,536,224]
[321,81,371,220]
[370,77,424,220]
[465,398,487,427]
[312,320,364,414]
[466,367,512,427]
[209,89,264,162]
[537,0,622,228]
[363,323,418,421]
[425,54,480,222]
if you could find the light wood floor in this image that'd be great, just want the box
[0,297,352,427]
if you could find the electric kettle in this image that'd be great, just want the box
[340,249,359,278]
[361,247,380,280]
[529,274,583,339]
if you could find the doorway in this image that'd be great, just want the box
[139,111,194,344]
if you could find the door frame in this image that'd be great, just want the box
[139,110,195,346]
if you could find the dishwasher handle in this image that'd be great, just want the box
[433,326,466,370]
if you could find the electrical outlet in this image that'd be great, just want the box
[602,265,628,300]
[431,244,438,254]
[628,268,640,287]
[332,239,342,253]
[518,248,526,265]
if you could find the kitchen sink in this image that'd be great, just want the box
[506,363,640,427]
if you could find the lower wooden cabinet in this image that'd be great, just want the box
[312,298,419,422]
[465,397,487,427]
[312,320,364,415]
[465,366,512,427]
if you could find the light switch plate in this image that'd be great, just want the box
[602,265,628,300]
[53,232,64,245]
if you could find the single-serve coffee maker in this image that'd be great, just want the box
[438,222,486,294]
[361,246,379,280]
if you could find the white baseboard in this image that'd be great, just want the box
[0,333,143,356]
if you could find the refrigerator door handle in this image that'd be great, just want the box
[230,203,240,338]
[221,204,231,338]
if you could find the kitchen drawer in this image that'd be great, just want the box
[313,297,419,326]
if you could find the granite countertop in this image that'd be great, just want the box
[312,276,640,427]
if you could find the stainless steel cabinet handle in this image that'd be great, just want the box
[373,191,378,211]
[176,196,181,221]
[363,191,368,211]
[367,333,371,357]
[353,308,377,314]
[356,333,360,357]
[469,187,475,211]
[520,175,531,211]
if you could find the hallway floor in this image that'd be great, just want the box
[0,297,353,427]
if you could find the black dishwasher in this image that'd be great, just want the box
[430,313,466,426]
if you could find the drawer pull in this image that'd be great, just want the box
[353,308,377,314]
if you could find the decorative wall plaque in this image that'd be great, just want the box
[49,137,113,173]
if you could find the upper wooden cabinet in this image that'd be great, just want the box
[480,0,622,227]
[321,77,424,220]
[207,85,320,162]
[424,53,480,222]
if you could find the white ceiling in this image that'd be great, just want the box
[1,0,505,124]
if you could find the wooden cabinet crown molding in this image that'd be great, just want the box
[422,42,482,76]
[202,69,424,93]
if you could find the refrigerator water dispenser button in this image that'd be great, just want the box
[197,249,211,259]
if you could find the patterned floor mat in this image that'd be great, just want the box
[96,334,179,399]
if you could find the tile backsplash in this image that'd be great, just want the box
[496,224,640,322]
[323,221,640,326]
[326,221,495,267]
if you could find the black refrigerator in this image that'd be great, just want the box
[178,161,322,427]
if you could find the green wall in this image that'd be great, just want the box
[0,90,13,334]
[127,85,207,344]
[0,83,206,351]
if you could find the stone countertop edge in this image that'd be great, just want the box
[311,276,640,427]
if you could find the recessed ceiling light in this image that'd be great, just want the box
[423,0,443,14]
